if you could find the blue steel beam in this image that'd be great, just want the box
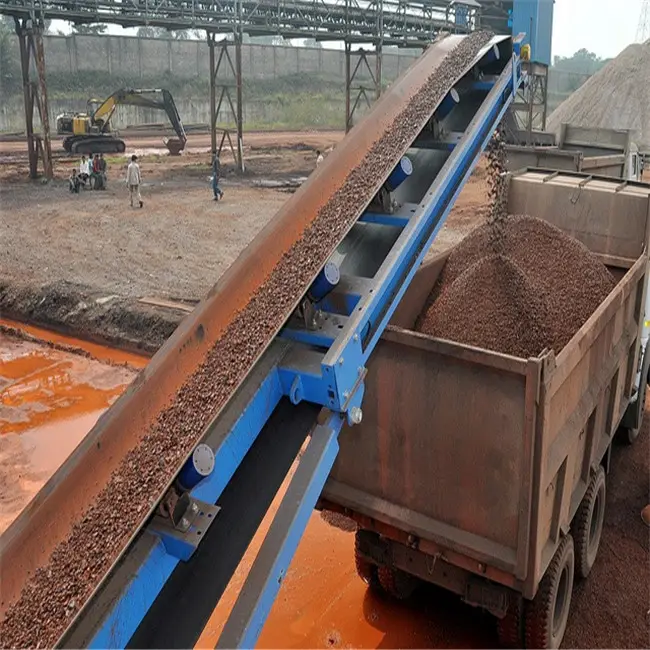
[216,412,344,648]
[85,363,286,648]
[278,52,520,415]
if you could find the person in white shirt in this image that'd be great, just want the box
[316,150,324,168]
[79,155,90,183]
[126,154,143,208]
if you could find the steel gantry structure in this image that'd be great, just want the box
[0,0,481,175]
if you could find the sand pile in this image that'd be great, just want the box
[548,40,650,148]
[417,216,616,357]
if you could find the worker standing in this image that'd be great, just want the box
[126,154,143,209]
[79,155,90,187]
[91,154,102,190]
[88,154,95,188]
[98,153,107,190]
[212,153,224,201]
[316,150,324,168]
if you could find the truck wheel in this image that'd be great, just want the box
[573,467,606,579]
[496,595,524,648]
[525,534,574,649]
[354,530,380,590]
[376,565,418,600]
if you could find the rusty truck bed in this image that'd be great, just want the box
[321,169,650,599]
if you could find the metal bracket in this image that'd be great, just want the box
[368,186,396,214]
[149,496,220,561]
[295,297,324,331]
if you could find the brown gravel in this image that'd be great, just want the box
[320,510,357,533]
[0,32,494,649]
[417,215,616,358]
[419,253,554,358]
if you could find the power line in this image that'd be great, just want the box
[637,0,650,43]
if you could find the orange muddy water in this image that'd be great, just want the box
[0,324,492,648]
[0,326,143,533]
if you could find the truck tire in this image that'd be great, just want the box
[376,565,418,600]
[496,595,524,648]
[573,466,606,579]
[354,530,380,590]
[525,534,574,649]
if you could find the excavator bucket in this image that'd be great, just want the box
[165,137,185,156]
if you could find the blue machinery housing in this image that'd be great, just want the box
[61,35,524,650]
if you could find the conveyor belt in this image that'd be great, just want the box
[1,31,518,649]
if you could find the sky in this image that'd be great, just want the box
[51,0,646,62]
[552,0,644,59]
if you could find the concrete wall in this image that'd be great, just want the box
[1,34,420,132]
[36,34,418,80]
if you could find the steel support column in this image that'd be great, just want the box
[207,32,244,173]
[375,0,383,101]
[14,16,53,180]
[506,61,548,145]
[345,46,382,132]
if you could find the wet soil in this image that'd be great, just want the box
[0,333,139,534]
[562,411,650,649]
[0,280,180,355]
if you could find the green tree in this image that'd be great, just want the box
[0,16,20,96]
[72,23,108,35]
[137,26,199,39]
[553,49,609,75]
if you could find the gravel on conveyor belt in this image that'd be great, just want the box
[1,31,494,649]
[417,215,617,357]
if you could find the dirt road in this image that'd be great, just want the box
[0,132,487,351]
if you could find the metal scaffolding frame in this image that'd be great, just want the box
[345,46,379,131]
[509,60,548,144]
[0,0,478,172]
[14,16,53,179]
[208,35,244,171]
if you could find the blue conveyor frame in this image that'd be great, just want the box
[61,34,524,650]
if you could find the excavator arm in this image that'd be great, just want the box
[92,88,187,152]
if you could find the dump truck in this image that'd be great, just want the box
[505,124,643,181]
[319,168,650,649]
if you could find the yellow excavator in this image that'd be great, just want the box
[56,88,187,155]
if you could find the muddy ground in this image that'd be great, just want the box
[0,131,487,349]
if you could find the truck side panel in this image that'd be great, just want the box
[559,124,632,155]
[528,256,647,594]
[326,330,537,578]
[508,172,649,263]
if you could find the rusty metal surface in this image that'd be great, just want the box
[0,34,491,620]
[508,169,650,260]
[325,313,536,577]
[323,176,650,598]
[527,253,647,596]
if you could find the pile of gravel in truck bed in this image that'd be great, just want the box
[417,215,616,357]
